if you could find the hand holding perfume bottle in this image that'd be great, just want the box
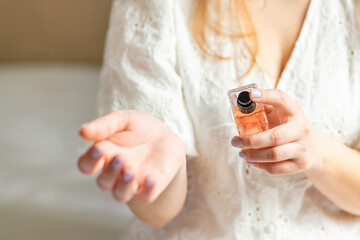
[228,85,323,175]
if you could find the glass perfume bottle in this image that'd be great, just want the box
[227,83,269,136]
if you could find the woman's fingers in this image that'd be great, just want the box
[97,154,155,203]
[96,156,124,192]
[138,176,157,203]
[100,158,158,203]
[78,146,106,175]
[113,168,139,202]
[78,140,124,174]
[234,121,308,149]
[240,142,306,162]
[79,110,130,141]
[253,160,301,175]
[250,89,295,114]
[78,137,166,203]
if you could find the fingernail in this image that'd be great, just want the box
[239,151,247,159]
[251,89,261,98]
[90,148,102,159]
[122,171,133,183]
[145,178,154,188]
[231,138,243,147]
[81,123,88,128]
[110,157,123,170]
[246,161,255,166]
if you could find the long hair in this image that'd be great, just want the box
[192,0,258,79]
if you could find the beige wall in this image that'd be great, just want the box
[0,0,112,64]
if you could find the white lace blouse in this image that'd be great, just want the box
[96,0,360,239]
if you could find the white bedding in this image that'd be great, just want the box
[0,65,133,240]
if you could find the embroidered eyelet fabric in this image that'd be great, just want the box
[96,0,360,239]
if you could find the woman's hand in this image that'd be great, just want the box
[78,109,186,203]
[231,89,323,175]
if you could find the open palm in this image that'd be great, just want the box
[78,110,186,203]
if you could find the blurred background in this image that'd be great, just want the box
[0,1,133,239]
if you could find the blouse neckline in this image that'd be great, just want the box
[258,0,316,90]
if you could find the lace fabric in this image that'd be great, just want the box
[96,0,360,239]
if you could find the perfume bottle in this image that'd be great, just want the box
[227,83,269,136]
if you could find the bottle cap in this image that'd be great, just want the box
[237,91,256,114]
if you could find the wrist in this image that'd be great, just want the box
[304,126,327,177]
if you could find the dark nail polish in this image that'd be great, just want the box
[90,148,102,159]
[145,178,154,188]
[123,171,133,183]
[239,151,247,159]
[110,157,123,170]
[231,138,243,147]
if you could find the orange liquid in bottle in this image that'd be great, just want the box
[232,105,269,136]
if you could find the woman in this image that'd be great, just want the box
[78,0,360,239]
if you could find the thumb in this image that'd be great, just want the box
[79,110,130,141]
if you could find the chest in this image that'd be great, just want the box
[246,0,311,87]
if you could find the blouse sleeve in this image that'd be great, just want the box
[96,0,198,157]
